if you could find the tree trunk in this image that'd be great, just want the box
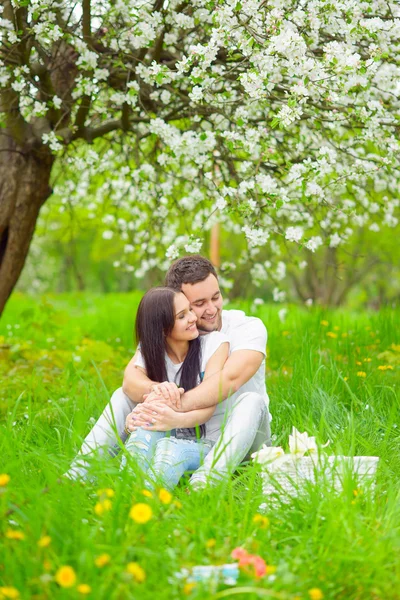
[210,222,221,268]
[0,134,54,317]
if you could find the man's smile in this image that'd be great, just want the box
[202,313,217,321]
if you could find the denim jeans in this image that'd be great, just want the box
[66,387,270,485]
[121,428,213,490]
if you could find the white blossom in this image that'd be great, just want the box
[243,226,268,247]
[184,238,203,253]
[285,226,304,243]
[42,132,62,152]
[329,233,341,248]
[166,244,179,260]
[305,236,323,252]
[272,287,286,303]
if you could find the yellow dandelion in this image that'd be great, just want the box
[343,376,349,381]
[37,535,51,548]
[320,320,329,326]
[333,326,340,331]
[55,566,77,588]
[129,503,153,524]
[357,371,366,378]
[266,565,277,575]
[141,489,152,498]
[97,488,114,498]
[341,332,348,338]
[126,562,146,583]
[158,488,173,504]
[282,330,290,336]
[205,538,216,548]
[174,500,183,509]
[94,499,112,516]
[94,502,104,516]
[356,361,362,365]
[77,584,92,595]
[5,530,25,541]
[378,365,394,371]
[0,474,10,487]
[94,553,111,568]
[0,587,20,599]
[309,588,324,600]
[326,332,337,338]
[363,358,372,363]
[253,514,270,529]
[183,582,196,595]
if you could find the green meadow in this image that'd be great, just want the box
[1,293,399,599]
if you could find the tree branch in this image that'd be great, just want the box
[82,0,92,45]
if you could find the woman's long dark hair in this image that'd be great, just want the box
[135,287,205,436]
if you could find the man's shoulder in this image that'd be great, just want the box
[221,309,247,326]
[200,330,229,346]
[222,309,266,331]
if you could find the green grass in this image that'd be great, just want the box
[1,292,400,599]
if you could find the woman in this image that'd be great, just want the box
[121,287,229,490]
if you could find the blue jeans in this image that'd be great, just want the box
[121,428,213,490]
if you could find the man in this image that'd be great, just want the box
[67,255,271,485]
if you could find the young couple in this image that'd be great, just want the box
[67,255,271,489]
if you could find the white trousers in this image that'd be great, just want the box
[67,387,271,482]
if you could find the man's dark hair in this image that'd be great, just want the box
[165,255,218,290]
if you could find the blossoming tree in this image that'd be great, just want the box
[1,0,399,315]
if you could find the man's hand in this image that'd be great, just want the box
[148,382,184,410]
[128,402,182,432]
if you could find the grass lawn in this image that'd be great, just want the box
[1,292,399,599]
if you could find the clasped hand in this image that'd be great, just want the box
[125,382,184,433]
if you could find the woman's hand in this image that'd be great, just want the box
[148,382,184,410]
[130,402,182,432]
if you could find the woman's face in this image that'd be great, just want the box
[167,292,199,342]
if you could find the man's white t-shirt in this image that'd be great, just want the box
[201,309,270,441]
[220,309,269,410]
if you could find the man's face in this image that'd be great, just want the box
[181,274,223,333]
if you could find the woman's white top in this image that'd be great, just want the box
[134,331,229,385]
